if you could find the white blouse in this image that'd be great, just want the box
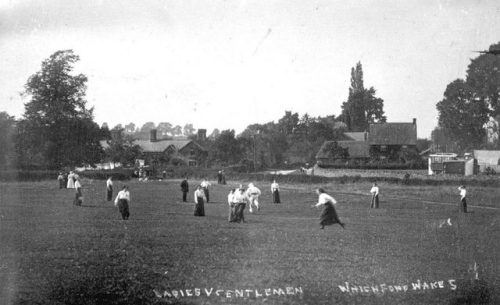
[194,189,206,203]
[115,190,130,205]
[315,193,337,207]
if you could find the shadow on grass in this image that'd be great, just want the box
[449,279,491,305]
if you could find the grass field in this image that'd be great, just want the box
[1,179,499,305]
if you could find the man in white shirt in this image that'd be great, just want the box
[200,178,211,202]
[458,185,467,213]
[370,183,379,208]
[246,183,261,213]
[115,185,131,220]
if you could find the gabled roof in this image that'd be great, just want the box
[134,139,204,153]
[338,141,370,158]
[316,140,369,159]
[369,123,417,145]
[344,132,367,142]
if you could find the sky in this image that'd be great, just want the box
[0,0,499,138]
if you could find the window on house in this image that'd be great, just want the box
[380,145,387,152]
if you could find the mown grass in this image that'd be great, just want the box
[0,179,499,305]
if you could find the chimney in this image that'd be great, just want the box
[413,118,417,125]
[198,129,207,141]
[150,129,157,142]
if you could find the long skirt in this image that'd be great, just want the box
[233,202,246,223]
[461,198,467,213]
[117,199,130,220]
[107,186,113,201]
[67,178,75,189]
[273,190,281,203]
[59,179,65,189]
[73,188,82,206]
[228,203,236,222]
[370,194,379,208]
[194,197,205,216]
[203,188,210,203]
[320,203,342,227]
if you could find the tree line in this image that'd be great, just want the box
[4,41,498,170]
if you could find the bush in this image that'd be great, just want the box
[79,169,134,180]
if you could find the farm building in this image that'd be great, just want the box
[473,150,500,173]
[316,119,418,166]
[134,129,207,167]
[428,153,476,176]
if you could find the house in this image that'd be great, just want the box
[473,150,500,173]
[316,119,418,166]
[135,129,207,167]
[368,119,418,160]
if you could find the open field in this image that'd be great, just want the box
[1,179,499,304]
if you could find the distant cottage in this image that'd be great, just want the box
[316,119,418,166]
[136,129,207,167]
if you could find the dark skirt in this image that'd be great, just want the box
[320,203,341,226]
[73,188,82,206]
[107,186,113,201]
[59,179,65,189]
[461,197,467,213]
[195,197,205,216]
[370,194,379,208]
[118,199,130,220]
[273,190,281,203]
[203,188,210,202]
[233,202,246,223]
[228,203,236,222]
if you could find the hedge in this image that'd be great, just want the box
[0,169,134,182]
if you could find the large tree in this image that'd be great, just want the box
[16,50,103,169]
[0,112,16,169]
[341,62,386,131]
[436,79,489,151]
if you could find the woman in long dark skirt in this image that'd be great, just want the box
[312,188,345,229]
[194,185,206,216]
[271,180,281,204]
[114,185,130,220]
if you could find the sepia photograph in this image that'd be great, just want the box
[0,1,499,304]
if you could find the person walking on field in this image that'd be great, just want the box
[246,183,261,213]
[271,180,281,204]
[180,177,189,202]
[106,176,113,202]
[73,178,83,206]
[114,185,131,220]
[312,188,345,229]
[200,178,211,203]
[194,185,206,216]
[370,183,380,208]
[458,185,467,213]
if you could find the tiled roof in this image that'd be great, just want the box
[369,123,417,145]
[133,139,194,153]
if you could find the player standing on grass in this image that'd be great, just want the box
[73,177,83,206]
[194,185,206,216]
[227,189,236,222]
[271,179,281,204]
[180,177,189,202]
[458,185,467,213]
[106,176,113,202]
[370,182,379,208]
[114,185,130,220]
[200,178,211,203]
[311,188,345,229]
[232,187,248,223]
